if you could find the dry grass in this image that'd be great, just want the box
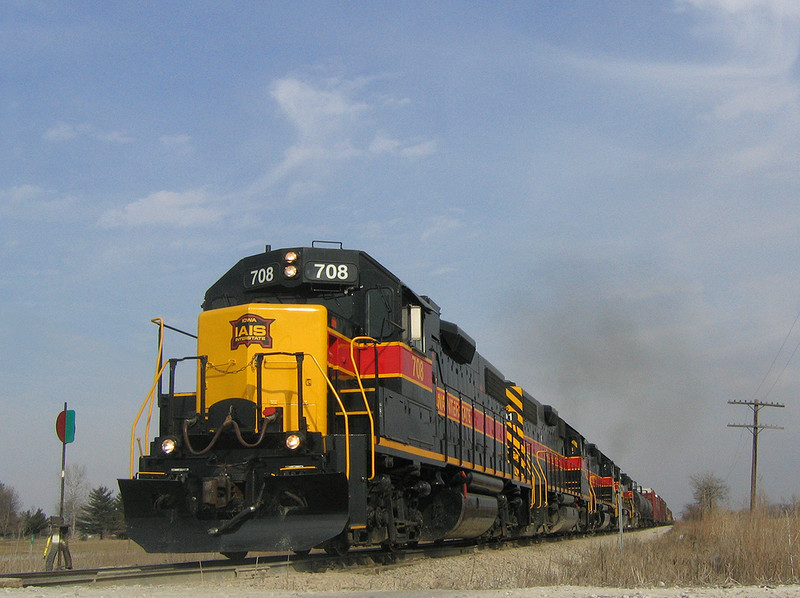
[4,510,798,590]
[551,510,800,587]
[0,535,215,575]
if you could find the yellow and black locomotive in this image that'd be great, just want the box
[119,242,668,556]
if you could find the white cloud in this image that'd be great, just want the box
[369,134,437,158]
[95,129,135,144]
[681,0,800,18]
[420,211,464,241]
[160,134,194,155]
[43,121,135,144]
[97,189,223,228]
[555,1,800,123]
[255,75,437,190]
[43,122,82,142]
[270,77,368,143]
[400,139,438,158]
[542,1,800,190]
[1,184,45,202]
[712,81,799,119]
[369,133,402,154]
[0,185,77,219]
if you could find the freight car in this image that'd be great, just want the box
[119,242,668,556]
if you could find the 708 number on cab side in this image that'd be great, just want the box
[313,263,349,280]
[304,262,358,284]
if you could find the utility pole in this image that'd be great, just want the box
[728,399,784,512]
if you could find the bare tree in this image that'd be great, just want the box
[690,472,729,517]
[0,481,21,536]
[61,464,89,532]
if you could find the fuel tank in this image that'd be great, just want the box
[420,488,498,541]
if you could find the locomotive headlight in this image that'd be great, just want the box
[160,437,179,455]
[284,264,298,278]
[284,251,298,263]
[285,434,302,450]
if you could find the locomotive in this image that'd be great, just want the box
[118,242,669,557]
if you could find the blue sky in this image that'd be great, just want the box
[2,1,800,516]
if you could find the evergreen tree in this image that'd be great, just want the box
[111,493,127,538]
[77,486,118,539]
[20,508,48,537]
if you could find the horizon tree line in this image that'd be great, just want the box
[0,466,125,540]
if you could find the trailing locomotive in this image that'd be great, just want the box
[119,242,669,556]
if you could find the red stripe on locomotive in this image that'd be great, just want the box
[328,335,432,389]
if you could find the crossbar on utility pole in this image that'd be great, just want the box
[728,399,784,511]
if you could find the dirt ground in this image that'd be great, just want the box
[6,527,800,597]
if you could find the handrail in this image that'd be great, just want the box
[350,336,377,480]
[130,317,192,478]
[304,353,351,479]
[151,318,165,380]
[254,352,306,431]
[146,318,167,446]
[587,472,597,514]
[534,450,551,507]
[129,360,169,478]
[528,449,546,508]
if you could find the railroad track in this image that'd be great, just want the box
[3,528,656,589]
[1,541,484,588]
[2,557,247,588]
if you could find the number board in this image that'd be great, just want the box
[243,263,280,289]
[304,262,358,284]
[243,261,359,289]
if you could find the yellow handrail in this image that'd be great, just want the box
[129,360,169,478]
[534,450,551,507]
[304,353,351,479]
[145,318,167,447]
[587,473,597,513]
[350,336,377,480]
[527,450,542,509]
[151,318,165,380]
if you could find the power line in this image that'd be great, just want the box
[752,306,800,401]
[761,334,800,401]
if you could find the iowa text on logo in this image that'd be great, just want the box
[230,314,275,350]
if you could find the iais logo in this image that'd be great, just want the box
[229,314,275,350]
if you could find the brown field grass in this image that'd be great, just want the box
[0,535,216,575]
[553,509,800,587]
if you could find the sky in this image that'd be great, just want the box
[2,0,800,518]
